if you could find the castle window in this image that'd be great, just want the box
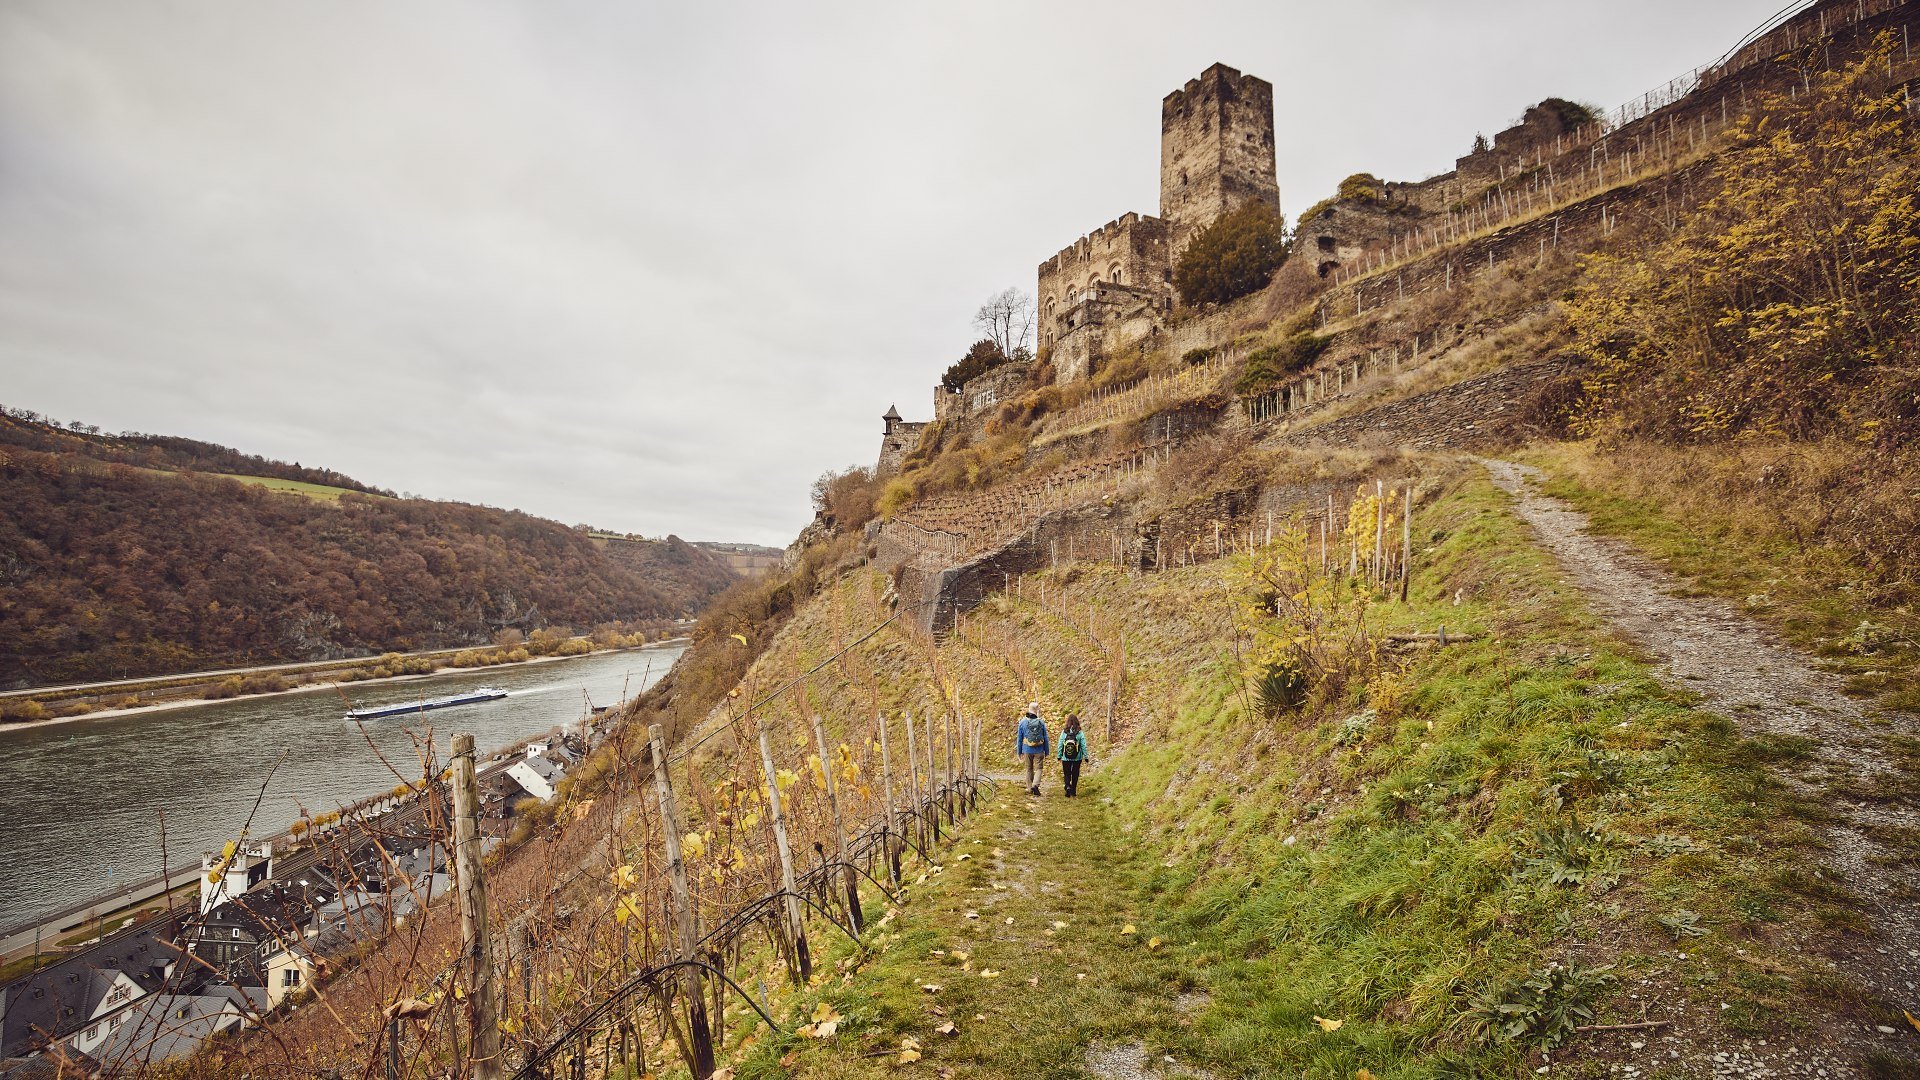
[1318,261,1339,278]
[1317,236,1335,253]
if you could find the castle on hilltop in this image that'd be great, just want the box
[1039,63,1278,382]
[877,63,1276,475]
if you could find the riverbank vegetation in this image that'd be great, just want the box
[0,415,737,687]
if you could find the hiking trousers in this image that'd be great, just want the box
[1024,753,1043,789]
[1061,758,1082,796]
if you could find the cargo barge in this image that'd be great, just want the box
[345,687,508,721]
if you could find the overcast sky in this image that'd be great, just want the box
[0,0,1792,546]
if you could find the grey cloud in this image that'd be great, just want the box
[0,0,1789,545]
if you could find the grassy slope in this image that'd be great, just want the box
[722,467,1863,1078]
[1520,442,1920,712]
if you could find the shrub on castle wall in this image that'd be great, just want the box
[1174,199,1289,308]
[942,339,1009,392]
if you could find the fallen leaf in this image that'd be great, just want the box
[936,1021,958,1036]
[1313,1015,1344,1032]
[899,1049,922,1063]
[1909,1009,1920,1034]
[780,1050,800,1067]
[1120,924,1137,936]
[1147,937,1162,950]
[974,1013,986,1021]
[1004,917,1015,925]
[978,968,1001,978]
[1358,1071,1378,1080]
[1051,921,1068,930]
[920,983,943,994]
[957,853,972,861]
[950,950,970,962]
[712,1069,735,1080]
[1026,976,1039,987]
[964,911,979,920]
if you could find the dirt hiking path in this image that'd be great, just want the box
[1485,458,1920,1070]
[781,770,1213,1080]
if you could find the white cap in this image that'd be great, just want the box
[1027,701,1040,713]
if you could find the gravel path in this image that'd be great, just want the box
[1484,458,1920,1074]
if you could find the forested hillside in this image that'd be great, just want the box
[0,418,738,687]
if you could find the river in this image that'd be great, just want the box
[0,644,683,934]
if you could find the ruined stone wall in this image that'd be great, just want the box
[876,419,928,477]
[1049,282,1166,382]
[1037,213,1173,353]
[1160,64,1279,253]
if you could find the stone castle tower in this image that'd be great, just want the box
[878,64,1279,472]
[1036,63,1277,381]
[1160,64,1280,252]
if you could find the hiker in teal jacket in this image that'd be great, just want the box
[1056,715,1089,797]
[1015,702,1049,795]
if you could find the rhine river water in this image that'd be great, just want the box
[0,644,683,934]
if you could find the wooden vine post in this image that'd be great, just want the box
[649,724,714,1078]
[756,729,811,983]
[903,712,926,852]
[876,713,901,884]
[811,716,863,936]
[450,733,503,1080]
[942,712,957,825]
[1401,484,1413,603]
[1373,479,1386,585]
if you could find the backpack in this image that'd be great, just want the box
[1059,734,1082,762]
[1021,720,1047,750]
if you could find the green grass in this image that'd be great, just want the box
[739,780,1207,1080]
[219,474,370,501]
[694,469,1893,1076]
[1518,443,1920,712]
[128,465,374,502]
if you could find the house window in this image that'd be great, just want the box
[282,968,303,988]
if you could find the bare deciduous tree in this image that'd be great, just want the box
[973,288,1035,361]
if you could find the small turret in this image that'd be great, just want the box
[883,404,903,435]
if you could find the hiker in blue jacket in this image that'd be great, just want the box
[1015,701,1050,796]
[1056,715,1089,797]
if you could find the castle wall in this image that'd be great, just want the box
[876,419,928,477]
[1160,64,1279,253]
[1049,282,1165,383]
[1036,213,1173,353]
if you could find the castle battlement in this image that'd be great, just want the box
[1161,63,1264,119]
[1034,62,1276,379]
[1037,212,1170,277]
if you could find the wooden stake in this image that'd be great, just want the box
[451,733,503,1080]
[649,724,714,1078]
[903,712,925,851]
[1401,485,1413,603]
[924,705,941,843]
[810,716,862,935]
[757,729,811,982]
[1373,479,1385,585]
[875,714,900,884]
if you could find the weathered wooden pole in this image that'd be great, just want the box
[757,730,811,982]
[1401,484,1414,603]
[1374,479,1386,585]
[942,711,957,825]
[922,709,941,843]
[649,725,714,1078]
[875,714,900,884]
[811,716,862,935]
[450,733,503,1080]
[903,711,926,851]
